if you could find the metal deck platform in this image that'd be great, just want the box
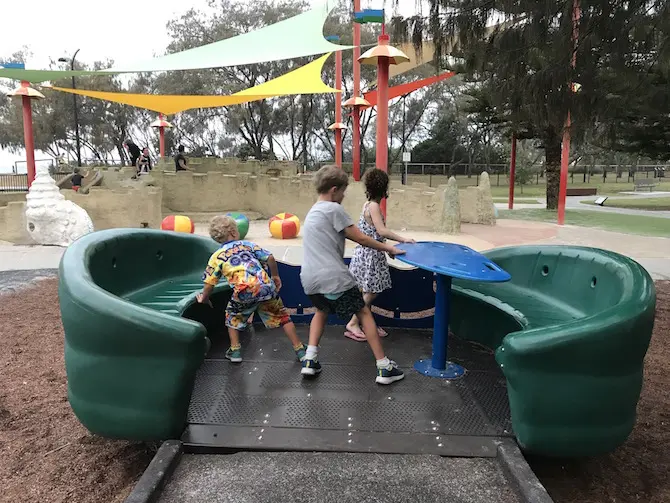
[183,326,513,457]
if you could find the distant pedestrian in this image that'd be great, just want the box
[124,139,141,167]
[71,168,87,191]
[174,145,189,172]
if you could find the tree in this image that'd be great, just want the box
[392,0,670,208]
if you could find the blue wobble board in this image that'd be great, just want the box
[396,242,511,282]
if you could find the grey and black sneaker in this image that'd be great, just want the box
[301,358,322,376]
[375,360,404,385]
[294,344,308,362]
[225,346,242,363]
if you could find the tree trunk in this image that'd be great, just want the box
[545,134,562,210]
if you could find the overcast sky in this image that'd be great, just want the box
[0,0,423,172]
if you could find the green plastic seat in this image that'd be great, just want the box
[59,229,226,440]
[450,245,656,457]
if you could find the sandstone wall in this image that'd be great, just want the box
[154,157,299,175]
[0,202,31,243]
[63,187,163,230]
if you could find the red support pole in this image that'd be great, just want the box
[558,0,580,225]
[352,0,362,181]
[21,82,36,188]
[159,114,166,159]
[335,51,343,168]
[508,134,517,210]
[376,34,390,218]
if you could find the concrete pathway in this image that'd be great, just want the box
[1,218,668,279]
[158,452,521,503]
[496,192,670,218]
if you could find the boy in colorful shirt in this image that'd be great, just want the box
[197,215,307,363]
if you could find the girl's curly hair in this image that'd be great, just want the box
[363,168,389,201]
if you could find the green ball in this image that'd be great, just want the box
[226,212,250,239]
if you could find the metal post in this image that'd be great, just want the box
[335,50,343,168]
[71,49,81,167]
[352,0,362,181]
[507,133,516,210]
[431,275,452,370]
[376,33,391,218]
[21,84,36,188]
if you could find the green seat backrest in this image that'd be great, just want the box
[88,230,217,298]
[450,245,656,457]
[60,229,220,441]
[481,246,630,316]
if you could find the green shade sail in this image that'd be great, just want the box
[0,1,351,84]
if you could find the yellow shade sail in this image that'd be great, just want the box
[48,54,338,115]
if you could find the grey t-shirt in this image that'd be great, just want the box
[300,201,357,295]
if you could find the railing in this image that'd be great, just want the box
[0,172,73,192]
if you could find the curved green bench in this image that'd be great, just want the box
[450,245,656,457]
[59,228,230,440]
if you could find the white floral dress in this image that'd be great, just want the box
[348,202,392,294]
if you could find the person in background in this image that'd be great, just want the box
[71,167,88,192]
[174,145,189,172]
[124,139,141,167]
[137,147,152,175]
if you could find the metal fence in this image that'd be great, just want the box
[0,172,72,192]
[389,163,668,187]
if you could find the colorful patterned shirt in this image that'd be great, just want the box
[202,240,275,303]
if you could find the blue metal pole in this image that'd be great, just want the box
[432,274,451,370]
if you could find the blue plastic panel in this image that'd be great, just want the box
[396,242,511,282]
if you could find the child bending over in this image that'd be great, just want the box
[197,215,307,363]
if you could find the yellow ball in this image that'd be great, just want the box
[269,213,300,239]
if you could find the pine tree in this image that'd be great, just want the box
[393,0,669,208]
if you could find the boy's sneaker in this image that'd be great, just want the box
[225,347,242,363]
[294,344,308,362]
[301,358,322,376]
[376,360,404,385]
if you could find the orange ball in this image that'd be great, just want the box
[269,213,300,239]
[161,215,194,234]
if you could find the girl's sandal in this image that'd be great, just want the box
[344,327,367,342]
[377,327,388,337]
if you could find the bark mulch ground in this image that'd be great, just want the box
[0,278,667,503]
[529,281,670,503]
[0,278,155,503]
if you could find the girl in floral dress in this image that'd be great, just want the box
[345,169,414,341]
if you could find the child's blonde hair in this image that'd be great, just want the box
[314,164,349,194]
[209,215,239,243]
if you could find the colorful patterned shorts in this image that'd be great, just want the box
[225,296,290,331]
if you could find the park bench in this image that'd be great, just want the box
[634,178,657,192]
[59,230,655,457]
[566,187,597,196]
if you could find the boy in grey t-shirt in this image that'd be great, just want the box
[299,165,406,385]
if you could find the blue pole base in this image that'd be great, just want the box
[414,359,466,379]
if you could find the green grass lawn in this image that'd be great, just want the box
[581,197,670,211]
[487,180,670,198]
[492,197,541,204]
[498,209,670,237]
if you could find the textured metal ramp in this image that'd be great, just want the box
[183,326,513,457]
